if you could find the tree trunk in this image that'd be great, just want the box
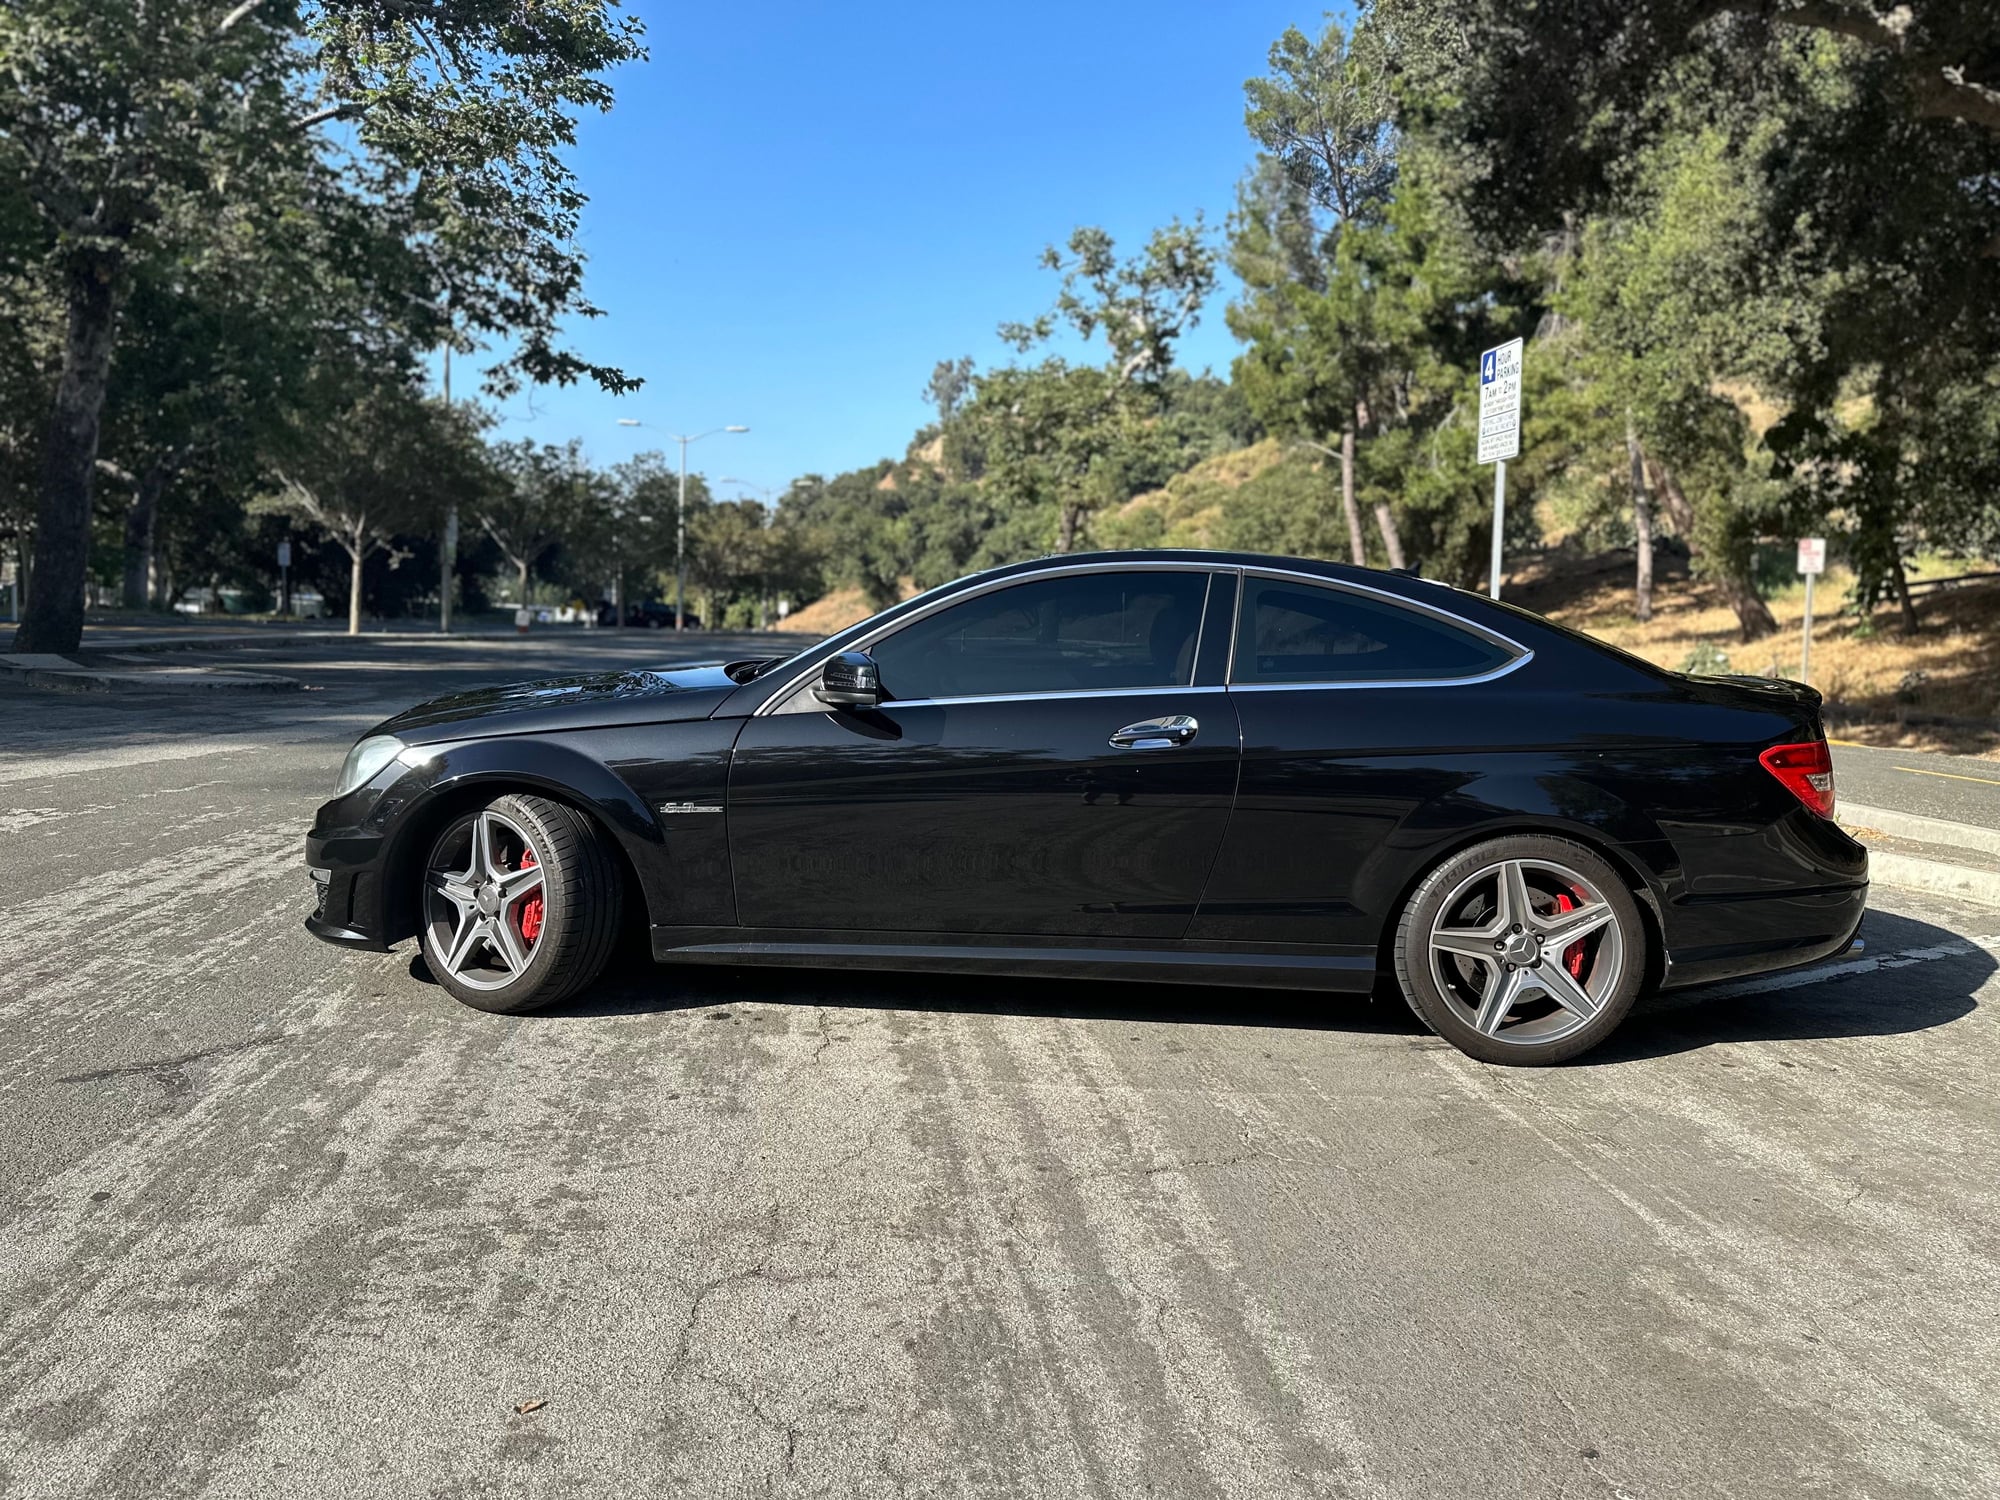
[1645,456,1694,536]
[1056,502,1083,554]
[1717,572,1777,642]
[1890,554,1920,633]
[517,558,531,608]
[15,255,122,653]
[1373,504,1407,570]
[120,462,172,611]
[1339,427,1366,565]
[1627,418,1654,623]
[1352,399,1403,569]
[348,544,364,636]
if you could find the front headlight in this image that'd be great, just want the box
[334,734,406,797]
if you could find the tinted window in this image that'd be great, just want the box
[869,571,1211,701]
[1233,577,1512,684]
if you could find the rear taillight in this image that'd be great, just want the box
[1759,741,1836,818]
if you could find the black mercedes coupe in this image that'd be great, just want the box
[306,550,1867,1064]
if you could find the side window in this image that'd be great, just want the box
[868,571,1211,702]
[1233,576,1513,685]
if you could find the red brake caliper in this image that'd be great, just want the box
[515,848,543,945]
[1552,891,1586,979]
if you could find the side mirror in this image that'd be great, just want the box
[814,650,882,708]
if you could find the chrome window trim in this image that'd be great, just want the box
[1227,565,1534,690]
[858,684,1234,711]
[754,559,1223,716]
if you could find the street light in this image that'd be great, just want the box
[616,419,748,630]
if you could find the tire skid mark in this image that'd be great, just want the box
[1425,1050,2000,1497]
[1004,1018,1377,1499]
[888,1008,1147,1499]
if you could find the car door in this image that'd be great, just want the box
[1189,570,1530,950]
[726,566,1241,939]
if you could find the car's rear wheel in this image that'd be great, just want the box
[419,793,622,1014]
[1394,835,1647,1066]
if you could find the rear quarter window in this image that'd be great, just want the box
[1233,576,1516,685]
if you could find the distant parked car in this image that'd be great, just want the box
[628,600,701,629]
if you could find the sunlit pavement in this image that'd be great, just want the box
[3,636,1997,1499]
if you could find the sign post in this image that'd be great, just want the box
[276,539,292,618]
[1797,537,1826,682]
[1478,338,1523,599]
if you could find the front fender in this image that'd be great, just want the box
[365,721,741,943]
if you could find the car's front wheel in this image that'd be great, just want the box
[419,793,623,1014]
[1394,835,1648,1065]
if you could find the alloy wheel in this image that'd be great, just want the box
[423,810,547,991]
[1425,856,1626,1047]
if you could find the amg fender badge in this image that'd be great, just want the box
[656,802,723,815]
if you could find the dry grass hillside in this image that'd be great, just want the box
[1105,439,1289,547]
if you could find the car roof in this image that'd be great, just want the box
[977,548,1445,595]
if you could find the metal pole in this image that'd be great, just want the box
[440,337,455,635]
[1801,571,1815,683]
[675,438,688,632]
[1488,459,1507,601]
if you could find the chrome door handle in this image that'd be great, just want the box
[1109,714,1198,750]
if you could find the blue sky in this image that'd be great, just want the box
[482,0,1327,500]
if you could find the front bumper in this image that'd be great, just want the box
[304,822,393,951]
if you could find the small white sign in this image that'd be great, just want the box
[1477,338,1523,464]
[1797,538,1826,576]
[276,541,292,569]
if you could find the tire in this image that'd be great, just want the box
[1393,835,1648,1066]
[418,793,624,1015]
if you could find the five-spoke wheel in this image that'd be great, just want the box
[1395,836,1647,1065]
[419,792,622,1014]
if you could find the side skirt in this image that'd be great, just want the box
[649,926,1377,993]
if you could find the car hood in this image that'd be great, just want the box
[372,662,744,744]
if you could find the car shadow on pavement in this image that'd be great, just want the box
[578,961,1427,1038]
[407,906,1990,1060]
[1583,905,1990,1065]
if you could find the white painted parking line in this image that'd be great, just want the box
[1698,934,2000,1001]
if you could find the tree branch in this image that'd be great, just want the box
[1753,1,1902,51]
[214,0,270,37]
[1913,65,2000,132]
[293,101,364,133]
[1719,2,2000,133]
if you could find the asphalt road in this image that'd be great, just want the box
[1830,738,2000,825]
[4,635,1999,1499]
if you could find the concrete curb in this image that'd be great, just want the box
[0,657,303,695]
[1866,850,2000,908]
[1843,802,2000,860]
[73,630,501,654]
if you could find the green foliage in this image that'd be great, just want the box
[1681,641,1733,676]
[1,0,646,649]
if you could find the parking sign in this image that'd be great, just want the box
[1478,338,1522,464]
[1797,538,1826,576]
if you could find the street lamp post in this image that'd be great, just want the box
[617,419,749,631]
